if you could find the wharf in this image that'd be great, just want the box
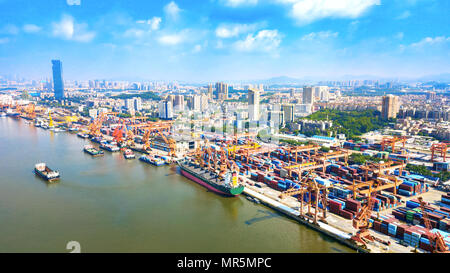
[241,176,419,253]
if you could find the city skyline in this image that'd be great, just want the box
[0,0,449,82]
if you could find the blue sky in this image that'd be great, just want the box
[0,0,449,82]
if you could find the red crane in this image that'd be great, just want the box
[418,197,449,253]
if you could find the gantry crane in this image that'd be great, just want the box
[380,136,407,153]
[431,143,448,162]
[279,172,328,225]
[418,197,449,253]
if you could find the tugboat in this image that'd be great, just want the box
[34,163,60,182]
[83,145,104,157]
[139,155,165,166]
[123,149,136,159]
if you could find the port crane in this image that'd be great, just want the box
[380,136,407,153]
[279,172,328,225]
[417,197,449,253]
[351,187,391,247]
[431,143,448,162]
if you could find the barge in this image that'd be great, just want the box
[100,143,120,152]
[34,163,60,182]
[84,145,104,157]
[177,158,244,197]
[77,132,89,139]
[139,155,165,166]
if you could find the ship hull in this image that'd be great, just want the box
[34,169,60,182]
[178,163,244,197]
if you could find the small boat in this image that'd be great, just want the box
[34,163,60,182]
[0,112,6,117]
[84,145,104,157]
[139,155,165,166]
[77,132,89,139]
[100,143,120,152]
[123,149,136,159]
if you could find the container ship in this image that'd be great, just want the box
[84,145,104,157]
[139,155,165,166]
[34,163,60,182]
[177,158,245,197]
[123,149,136,159]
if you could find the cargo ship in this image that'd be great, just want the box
[177,158,245,197]
[100,143,120,152]
[84,145,104,157]
[123,149,135,159]
[139,155,165,166]
[34,163,60,182]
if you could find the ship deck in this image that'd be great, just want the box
[181,162,224,185]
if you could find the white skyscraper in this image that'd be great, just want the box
[248,88,260,121]
[314,86,330,102]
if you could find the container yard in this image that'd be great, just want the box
[1,103,450,253]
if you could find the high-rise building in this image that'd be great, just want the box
[134,97,142,111]
[215,82,228,101]
[207,84,213,99]
[282,104,295,124]
[159,100,173,120]
[381,95,400,120]
[314,86,329,102]
[248,88,260,121]
[173,95,185,111]
[302,87,314,104]
[52,60,64,100]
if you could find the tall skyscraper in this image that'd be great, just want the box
[52,60,64,100]
[207,84,213,99]
[314,86,329,102]
[159,100,174,120]
[282,104,295,124]
[381,95,400,120]
[173,95,185,111]
[248,88,260,121]
[215,82,228,101]
[302,87,314,104]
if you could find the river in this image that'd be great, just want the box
[0,117,354,253]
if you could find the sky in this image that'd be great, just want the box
[0,0,449,82]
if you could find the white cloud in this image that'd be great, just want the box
[234,29,281,52]
[23,24,41,33]
[52,14,96,42]
[164,1,181,20]
[0,37,9,44]
[278,0,380,25]
[158,33,185,45]
[223,0,258,7]
[215,22,264,38]
[410,36,450,48]
[301,31,338,40]
[67,0,81,5]
[136,17,162,30]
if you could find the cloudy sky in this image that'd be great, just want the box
[0,0,449,82]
